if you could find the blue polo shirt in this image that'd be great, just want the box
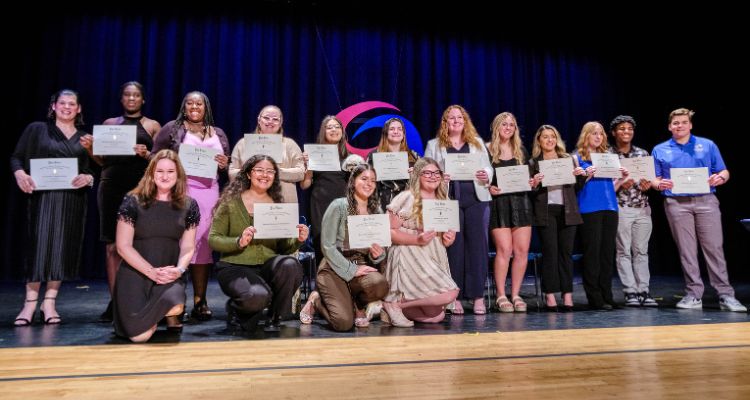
[652,134,726,197]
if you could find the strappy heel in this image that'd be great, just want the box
[165,315,183,333]
[14,298,37,327]
[190,299,212,321]
[40,297,61,325]
[299,291,318,325]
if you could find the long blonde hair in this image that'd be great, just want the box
[436,105,483,150]
[531,125,569,159]
[130,149,188,209]
[488,112,525,164]
[575,121,608,161]
[409,157,448,227]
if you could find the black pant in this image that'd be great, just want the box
[216,256,303,321]
[538,205,577,294]
[579,210,618,307]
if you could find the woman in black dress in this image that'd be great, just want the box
[10,89,94,326]
[366,117,420,211]
[300,115,350,264]
[80,81,161,322]
[113,149,199,342]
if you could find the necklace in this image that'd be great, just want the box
[184,122,206,138]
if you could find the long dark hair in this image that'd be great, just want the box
[130,149,189,209]
[214,155,283,215]
[47,89,84,127]
[346,163,381,216]
[316,115,349,160]
[174,91,215,137]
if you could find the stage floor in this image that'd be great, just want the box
[1,276,748,347]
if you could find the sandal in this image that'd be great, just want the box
[473,298,486,315]
[14,298,37,327]
[496,296,514,313]
[165,315,183,333]
[354,308,369,328]
[512,296,527,313]
[190,299,212,321]
[449,300,464,315]
[40,297,61,325]
[299,291,318,325]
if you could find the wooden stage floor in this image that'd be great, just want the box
[1,322,749,399]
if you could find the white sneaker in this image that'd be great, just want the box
[719,296,747,312]
[676,295,702,309]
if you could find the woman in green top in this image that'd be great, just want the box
[208,155,308,332]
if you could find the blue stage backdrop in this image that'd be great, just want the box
[2,8,747,280]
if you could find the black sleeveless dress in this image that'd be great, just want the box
[97,116,154,242]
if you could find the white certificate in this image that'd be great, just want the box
[444,153,481,181]
[178,144,219,179]
[422,199,460,232]
[495,165,531,194]
[347,214,392,249]
[304,144,341,171]
[670,167,710,194]
[244,134,283,163]
[539,158,576,187]
[372,152,409,181]
[619,156,656,182]
[591,153,622,178]
[254,203,299,239]
[92,125,137,155]
[30,158,78,190]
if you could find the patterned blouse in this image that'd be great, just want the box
[610,145,650,208]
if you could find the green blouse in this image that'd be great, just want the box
[209,197,302,265]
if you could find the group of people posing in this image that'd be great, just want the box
[10,83,746,342]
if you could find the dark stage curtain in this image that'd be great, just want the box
[3,9,747,280]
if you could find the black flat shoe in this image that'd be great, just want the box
[191,300,213,321]
[165,315,183,333]
[544,305,558,313]
[560,305,574,313]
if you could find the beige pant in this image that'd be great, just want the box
[313,260,388,331]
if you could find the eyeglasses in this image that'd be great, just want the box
[260,115,281,123]
[420,170,442,178]
[326,125,342,130]
[250,168,276,176]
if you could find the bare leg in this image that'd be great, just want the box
[491,228,512,298]
[130,325,157,343]
[509,227,531,298]
[403,306,446,323]
[40,281,62,323]
[14,282,40,325]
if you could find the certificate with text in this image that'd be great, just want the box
[347,214,392,249]
[444,153,481,181]
[670,167,710,194]
[244,134,283,163]
[422,199,460,232]
[178,144,219,179]
[538,158,576,187]
[372,152,409,181]
[30,158,77,190]
[495,165,531,194]
[304,144,341,171]
[619,156,656,182]
[254,203,299,239]
[92,125,137,155]
[591,153,622,179]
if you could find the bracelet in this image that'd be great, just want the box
[88,176,95,187]
[177,266,187,274]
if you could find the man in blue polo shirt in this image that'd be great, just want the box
[652,108,745,312]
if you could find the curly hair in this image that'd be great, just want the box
[130,149,189,209]
[346,163,381,216]
[488,112,525,165]
[47,89,84,127]
[575,121,609,161]
[174,91,216,138]
[609,115,636,132]
[408,157,448,227]
[214,155,283,215]
[436,105,483,150]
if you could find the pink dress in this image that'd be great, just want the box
[183,133,223,264]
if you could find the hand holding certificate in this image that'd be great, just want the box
[254,203,300,239]
[670,167,710,194]
[178,144,219,179]
[304,144,341,171]
[619,156,656,182]
[92,125,137,156]
[244,134,283,162]
[444,153,481,181]
[538,158,576,187]
[347,214,391,249]
[372,152,409,181]
[30,158,78,190]
[422,199,460,232]
[591,153,622,178]
[495,165,532,194]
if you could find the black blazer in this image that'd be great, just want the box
[528,155,585,227]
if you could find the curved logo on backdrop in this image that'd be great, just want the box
[336,101,423,158]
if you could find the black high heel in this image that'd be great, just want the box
[40,297,61,325]
[165,315,183,333]
[14,298,38,327]
[191,299,213,321]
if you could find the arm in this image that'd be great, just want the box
[389,211,436,246]
[11,123,37,193]
[709,169,729,187]
[208,202,246,253]
[158,225,197,284]
[115,220,159,282]
[228,139,245,182]
[300,170,313,190]
[151,122,175,156]
[278,138,305,183]
[320,201,358,281]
